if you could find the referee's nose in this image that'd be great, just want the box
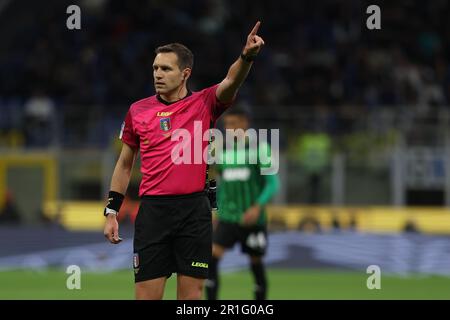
[154,69,163,80]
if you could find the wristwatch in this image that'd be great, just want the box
[240,52,256,62]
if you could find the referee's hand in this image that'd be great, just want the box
[242,21,265,57]
[103,215,122,244]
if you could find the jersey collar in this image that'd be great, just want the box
[156,90,192,105]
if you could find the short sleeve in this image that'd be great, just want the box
[119,110,139,148]
[201,84,234,122]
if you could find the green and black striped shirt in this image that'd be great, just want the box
[215,141,279,226]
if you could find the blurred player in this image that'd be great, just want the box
[102,22,265,300]
[205,107,279,300]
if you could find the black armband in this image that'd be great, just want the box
[104,191,125,216]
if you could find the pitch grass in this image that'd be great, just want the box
[0,268,449,300]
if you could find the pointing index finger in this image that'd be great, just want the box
[249,21,261,36]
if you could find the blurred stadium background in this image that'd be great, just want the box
[1,0,450,299]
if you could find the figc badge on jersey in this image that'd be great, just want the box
[160,117,171,131]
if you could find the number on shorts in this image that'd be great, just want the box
[246,232,266,249]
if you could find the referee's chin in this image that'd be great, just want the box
[155,87,167,95]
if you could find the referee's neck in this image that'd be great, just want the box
[157,87,191,105]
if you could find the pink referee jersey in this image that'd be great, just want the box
[120,84,232,196]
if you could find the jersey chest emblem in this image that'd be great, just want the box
[160,117,171,131]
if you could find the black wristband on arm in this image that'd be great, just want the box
[240,52,256,62]
[104,191,125,215]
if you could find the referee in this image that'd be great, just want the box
[103,22,265,300]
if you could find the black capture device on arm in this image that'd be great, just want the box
[207,179,217,211]
[206,120,218,211]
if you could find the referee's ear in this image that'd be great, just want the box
[182,68,191,82]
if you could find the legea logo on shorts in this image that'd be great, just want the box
[170,121,279,175]
[191,261,208,268]
[133,253,140,274]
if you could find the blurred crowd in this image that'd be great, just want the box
[1,0,450,148]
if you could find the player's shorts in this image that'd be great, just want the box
[133,191,212,283]
[213,221,267,256]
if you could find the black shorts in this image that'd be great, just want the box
[133,191,212,283]
[213,221,267,257]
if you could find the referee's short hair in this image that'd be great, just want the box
[155,43,194,71]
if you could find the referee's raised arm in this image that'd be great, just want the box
[216,21,265,103]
